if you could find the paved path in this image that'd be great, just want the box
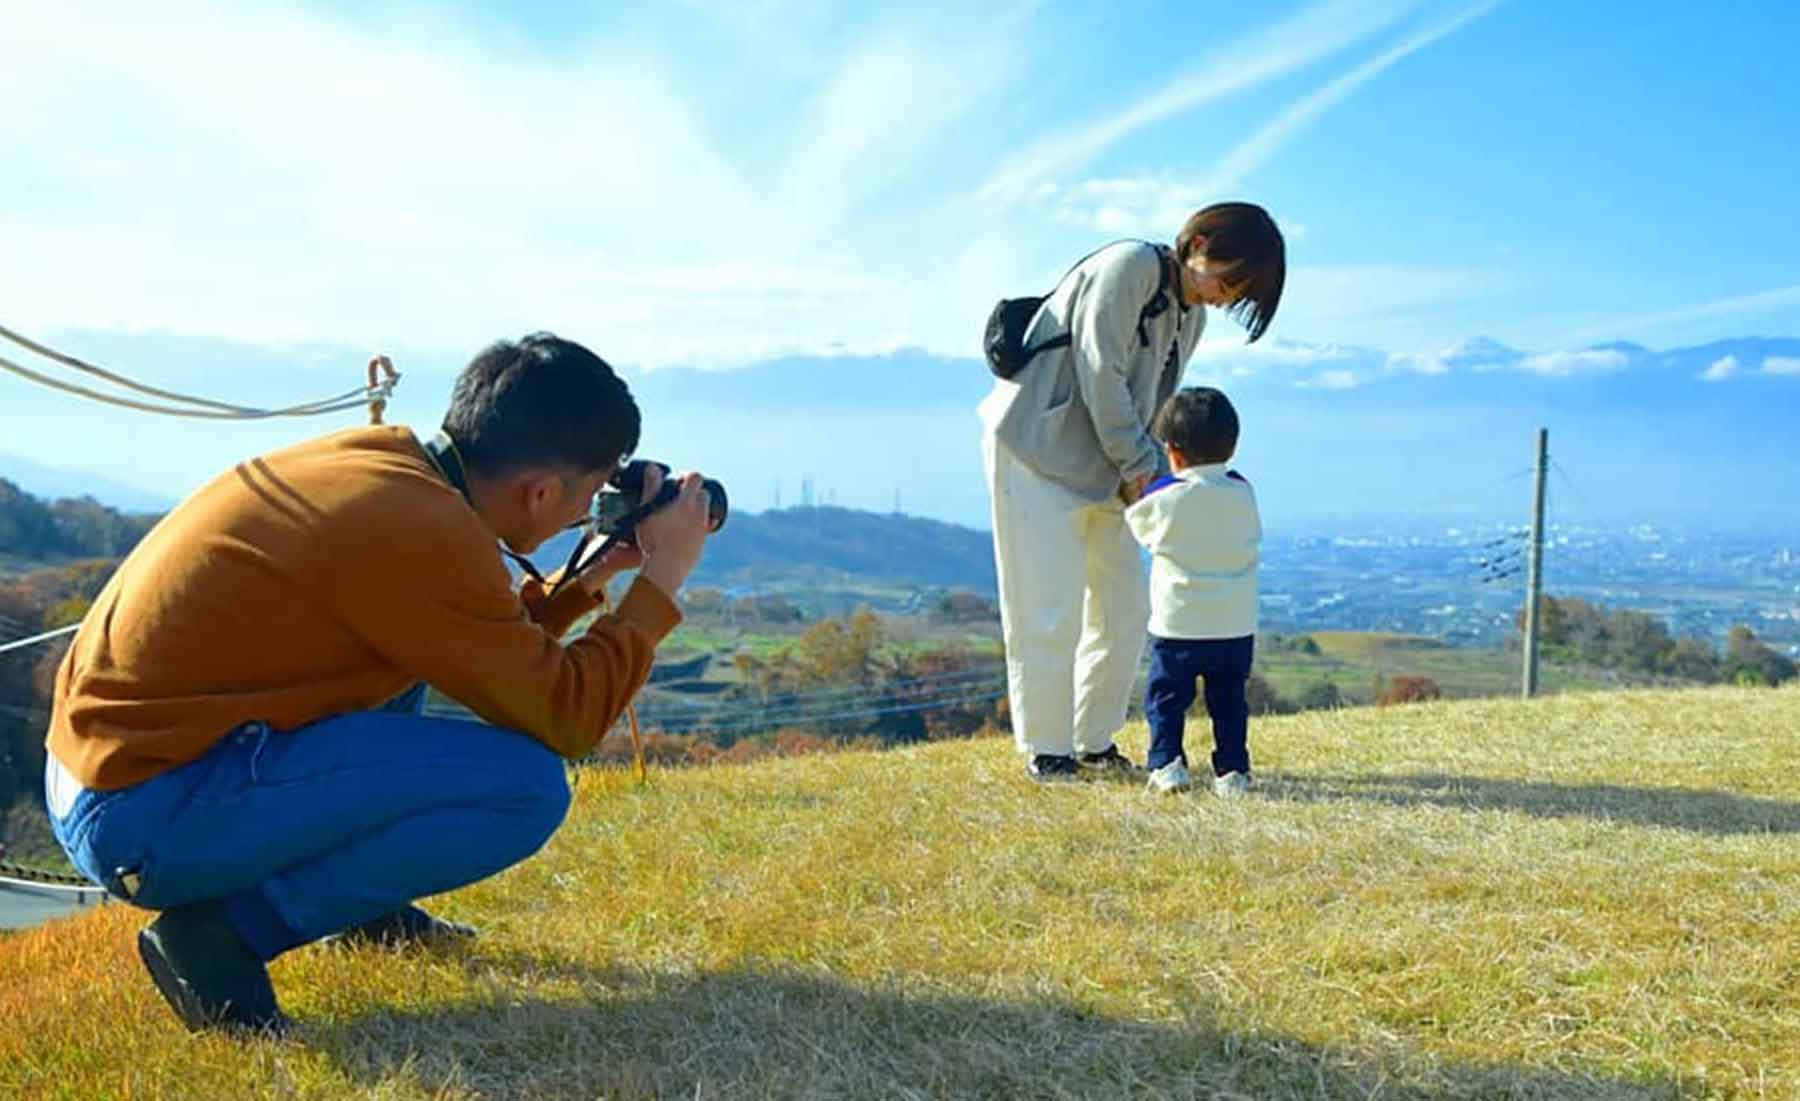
[0,878,106,931]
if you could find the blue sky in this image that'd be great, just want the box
[2,0,1798,530]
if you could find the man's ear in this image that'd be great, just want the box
[520,470,565,517]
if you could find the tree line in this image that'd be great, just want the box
[1,559,118,862]
[0,479,160,562]
[1522,594,1797,687]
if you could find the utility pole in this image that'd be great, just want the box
[1522,428,1548,698]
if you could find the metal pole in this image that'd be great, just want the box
[1522,428,1548,698]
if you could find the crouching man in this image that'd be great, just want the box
[43,332,712,1033]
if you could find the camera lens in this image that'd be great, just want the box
[608,459,671,497]
[594,461,727,535]
[702,478,728,531]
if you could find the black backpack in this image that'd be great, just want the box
[982,241,1173,380]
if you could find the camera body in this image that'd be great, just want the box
[591,460,728,538]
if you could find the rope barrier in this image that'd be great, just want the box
[0,624,80,656]
[0,324,399,423]
[589,586,648,784]
[0,859,93,889]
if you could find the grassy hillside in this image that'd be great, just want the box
[6,685,1800,1098]
[1259,630,1614,705]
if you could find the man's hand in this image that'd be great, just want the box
[575,541,644,598]
[573,461,669,597]
[636,472,711,598]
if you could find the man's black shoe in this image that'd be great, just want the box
[1077,745,1140,778]
[333,904,478,948]
[137,902,288,1035]
[1027,754,1081,783]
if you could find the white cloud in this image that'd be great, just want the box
[1763,356,1800,376]
[1012,0,1496,262]
[1285,266,1512,327]
[976,0,1428,203]
[1385,338,1643,377]
[777,29,1018,234]
[0,1,1029,369]
[1198,0,1502,197]
[1556,283,1800,345]
[1516,348,1630,375]
[1388,335,1519,374]
[1387,351,1453,376]
[1193,338,1362,370]
[1700,355,1739,382]
[1301,369,1362,389]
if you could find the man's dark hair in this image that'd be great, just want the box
[443,333,640,477]
[1151,386,1239,463]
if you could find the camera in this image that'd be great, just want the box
[591,460,728,539]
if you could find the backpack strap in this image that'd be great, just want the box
[1135,245,1174,349]
[1030,241,1176,361]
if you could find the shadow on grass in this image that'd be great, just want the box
[1262,770,1800,835]
[312,955,1680,1100]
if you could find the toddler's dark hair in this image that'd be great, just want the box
[1151,386,1239,463]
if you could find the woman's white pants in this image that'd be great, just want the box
[982,429,1148,758]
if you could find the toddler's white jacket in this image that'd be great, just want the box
[1124,463,1261,640]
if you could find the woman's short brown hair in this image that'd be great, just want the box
[1174,202,1285,343]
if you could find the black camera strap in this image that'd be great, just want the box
[421,431,595,594]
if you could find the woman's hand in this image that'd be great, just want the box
[1117,473,1151,505]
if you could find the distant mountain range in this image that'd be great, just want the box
[0,453,175,514]
[609,332,1800,532]
[0,470,1000,598]
[533,504,997,596]
[5,330,1797,532]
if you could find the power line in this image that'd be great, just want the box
[640,684,1004,733]
[676,667,1001,708]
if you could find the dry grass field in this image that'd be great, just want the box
[5,684,1800,1099]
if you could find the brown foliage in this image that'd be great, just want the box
[1246,673,1287,716]
[589,729,716,767]
[720,739,771,765]
[773,730,835,756]
[794,607,883,687]
[1378,674,1442,706]
[924,709,986,739]
[931,590,998,623]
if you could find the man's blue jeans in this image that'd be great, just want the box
[47,687,571,960]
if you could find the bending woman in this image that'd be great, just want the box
[977,202,1285,782]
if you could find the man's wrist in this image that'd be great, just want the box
[575,565,610,600]
[639,558,686,600]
